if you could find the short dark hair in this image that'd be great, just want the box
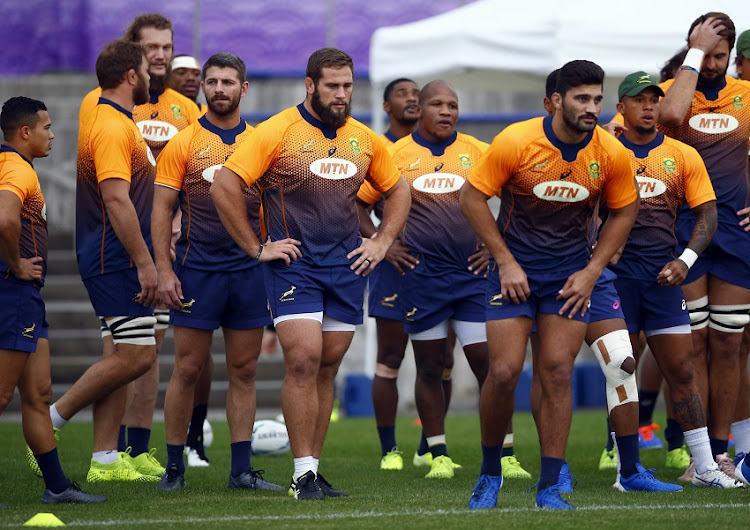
[555,60,605,96]
[383,78,417,102]
[660,47,688,83]
[202,53,246,82]
[545,69,560,99]
[687,12,735,51]
[96,40,145,90]
[1,97,47,140]
[123,13,173,43]
[306,48,353,85]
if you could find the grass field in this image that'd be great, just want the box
[1,410,749,528]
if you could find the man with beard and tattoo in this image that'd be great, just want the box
[212,48,411,499]
[39,40,160,483]
[152,53,283,492]
[168,55,205,114]
[612,71,740,488]
[658,12,750,480]
[460,60,638,510]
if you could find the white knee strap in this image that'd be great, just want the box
[590,329,638,413]
[103,316,156,345]
[708,304,750,334]
[154,308,170,330]
[687,296,709,330]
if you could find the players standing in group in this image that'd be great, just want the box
[212,47,411,499]
[169,55,206,114]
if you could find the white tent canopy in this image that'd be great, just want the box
[369,0,750,133]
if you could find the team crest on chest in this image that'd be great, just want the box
[458,154,471,168]
[349,137,361,154]
[588,161,600,179]
[734,95,744,109]
[663,158,676,173]
[171,105,183,119]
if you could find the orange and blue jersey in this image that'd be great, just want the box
[224,103,401,266]
[156,116,261,271]
[612,133,714,280]
[76,98,156,280]
[0,145,47,282]
[468,116,637,275]
[658,76,750,223]
[359,130,488,272]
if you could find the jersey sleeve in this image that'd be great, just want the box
[155,128,191,190]
[0,165,35,203]
[467,132,517,197]
[602,143,638,209]
[90,117,134,183]
[223,120,282,187]
[357,179,383,205]
[78,88,101,130]
[681,144,716,208]
[364,131,401,193]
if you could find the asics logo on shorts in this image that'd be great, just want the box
[681,299,686,311]
[22,323,36,338]
[612,300,620,310]
[280,285,296,302]
[405,307,417,321]
[180,298,197,313]
[489,293,504,306]
[381,293,398,307]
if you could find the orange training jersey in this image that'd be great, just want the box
[359,131,488,272]
[224,103,401,266]
[76,98,156,280]
[156,116,261,271]
[658,76,750,223]
[0,146,48,283]
[611,133,715,280]
[468,116,637,274]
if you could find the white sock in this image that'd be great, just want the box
[426,434,446,447]
[684,427,718,474]
[92,450,118,464]
[312,457,319,475]
[49,404,68,430]
[731,418,750,454]
[293,456,315,480]
[503,433,514,446]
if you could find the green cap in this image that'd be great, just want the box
[737,29,750,59]
[618,71,665,101]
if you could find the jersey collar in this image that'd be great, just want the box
[0,144,33,167]
[149,89,165,105]
[412,129,458,157]
[619,132,665,159]
[543,115,594,163]
[296,103,340,140]
[696,76,727,102]
[199,115,247,145]
[384,130,399,144]
[98,97,133,120]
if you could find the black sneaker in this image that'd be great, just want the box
[228,469,284,491]
[289,470,324,500]
[42,481,107,504]
[157,465,186,492]
[316,473,348,497]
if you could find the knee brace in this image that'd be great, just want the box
[154,309,170,331]
[708,304,750,334]
[687,296,709,331]
[590,329,638,413]
[375,363,399,379]
[103,316,157,345]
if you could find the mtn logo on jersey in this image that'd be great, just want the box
[688,113,739,134]
[138,120,179,143]
[202,164,223,183]
[22,323,36,338]
[635,176,667,198]
[310,158,358,180]
[41,202,47,221]
[381,293,398,307]
[412,173,464,194]
[280,285,296,302]
[532,181,590,202]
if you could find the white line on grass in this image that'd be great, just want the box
[5,502,749,527]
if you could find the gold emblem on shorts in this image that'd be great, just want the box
[381,293,398,308]
[280,285,296,302]
[489,293,504,306]
[180,298,196,313]
[22,323,36,338]
[405,307,417,321]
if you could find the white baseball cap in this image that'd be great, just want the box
[171,56,201,71]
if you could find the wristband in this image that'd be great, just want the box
[679,65,699,76]
[253,244,263,260]
[678,248,698,269]
[682,48,705,72]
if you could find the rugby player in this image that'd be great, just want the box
[212,48,410,499]
[168,55,205,113]
[0,97,105,504]
[153,53,283,492]
[461,60,638,510]
[658,12,750,476]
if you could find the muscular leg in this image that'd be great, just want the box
[412,338,448,447]
[682,276,709,415]
[123,327,165,432]
[443,327,457,410]
[18,339,54,454]
[223,327,263,443]
[372,317,408,455]
[0,348,29,415]
[638,344,664,427]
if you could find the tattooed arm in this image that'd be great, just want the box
[657,200,717,286]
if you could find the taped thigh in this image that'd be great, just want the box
[103,315,156,345]
[708,304,750,333]
[686,296,709,330]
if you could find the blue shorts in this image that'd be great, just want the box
[615,277,690,334]
[367,260,404,321]
[589,268,625,323]
[82,268,155,318]
[677,219,750,289]
[486,267,590,324]
[265,261,366,326]
[400,263,486,334]
[170,265,271,330]
[0,277,48,352]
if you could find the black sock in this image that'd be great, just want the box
[638,391,658,426]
